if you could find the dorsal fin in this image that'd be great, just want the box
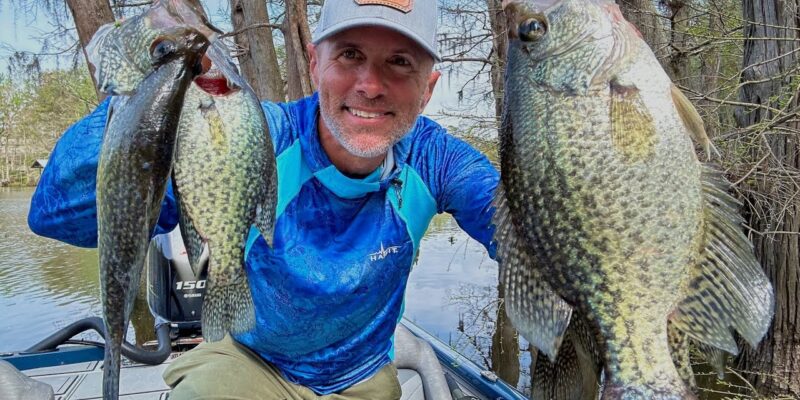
[671,84,719,160]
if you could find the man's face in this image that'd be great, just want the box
[309,26,440,158]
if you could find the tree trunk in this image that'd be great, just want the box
[284,0,314,100]
[664,0,691,82]
[487,0,508,123]
[65,0,114,102]
[699,0,723,135]
[735,0,800,396]
[491,285,520,387]
[229,0,285,102]
[487,0,519,386]
[2,135,8,185]
[488,0,523,388]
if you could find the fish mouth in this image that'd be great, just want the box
[193,55,236,96]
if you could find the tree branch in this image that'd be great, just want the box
[440,57,491,64]
[220,23,284,39]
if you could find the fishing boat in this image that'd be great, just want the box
[1,229,526,400]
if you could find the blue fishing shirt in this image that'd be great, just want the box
[28,93,499,394]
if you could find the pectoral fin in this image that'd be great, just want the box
[609,81,657,162]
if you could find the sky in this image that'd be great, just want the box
[0,2,60,66]
[0,0,232,72]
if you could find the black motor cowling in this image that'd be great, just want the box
[146,228,207,333]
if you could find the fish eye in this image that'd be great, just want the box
[518,17,547,42]
[150,38,177,60]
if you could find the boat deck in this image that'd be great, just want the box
[7,319,526,400]
[24,351,428,400]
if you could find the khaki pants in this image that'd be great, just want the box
[163,336,402,400]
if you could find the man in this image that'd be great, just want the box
[28,0,499,398]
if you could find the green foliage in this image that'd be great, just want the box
[0,67,96,186]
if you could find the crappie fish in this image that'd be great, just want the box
[86,0,220,96]
[172,63,276,342]
[494,0,774,398]
[89,0,276,342]
[94,28,208,400]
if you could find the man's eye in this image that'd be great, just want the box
[342,49,358,59]
[390,56,411,66]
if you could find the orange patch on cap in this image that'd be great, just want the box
[355,0,413,13]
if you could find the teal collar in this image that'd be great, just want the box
[313,150,394,199]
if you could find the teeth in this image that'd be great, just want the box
[201,67,223,79]
[349,108,383,119]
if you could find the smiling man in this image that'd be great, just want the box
[28,0,499,398]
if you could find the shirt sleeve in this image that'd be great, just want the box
[27,98,179,248]
[421,128,499,259]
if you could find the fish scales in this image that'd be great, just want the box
[505,53,701,395]
[173,80,275,341]
[95,28,209,400]
[496,0,774,399]
[88,0,277,344]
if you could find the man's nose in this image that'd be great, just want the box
[355,62,385,99]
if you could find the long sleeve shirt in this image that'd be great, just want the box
[28,93,499,394]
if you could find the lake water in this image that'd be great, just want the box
[0,187,532,392]
[0,187,753,400]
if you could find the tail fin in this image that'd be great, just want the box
[201,274,256,342]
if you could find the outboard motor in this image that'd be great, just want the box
[146,228,208,337]
[22,227,207,363]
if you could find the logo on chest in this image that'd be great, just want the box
[369,242,401,261]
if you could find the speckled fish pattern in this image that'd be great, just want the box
[94,28,208,400]
[172,71,276,342]
[495,1,774,398]
[89,0,276,345]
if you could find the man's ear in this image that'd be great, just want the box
[307,43,319,87]
[419,70,441,112]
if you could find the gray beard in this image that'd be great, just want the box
[320,108,410,158]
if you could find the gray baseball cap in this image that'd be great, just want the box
[312,0,441,61]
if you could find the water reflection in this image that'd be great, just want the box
[0,189,100,349]
[0,188,153,350]
[405,213,529,392]
[493,285,521,387]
